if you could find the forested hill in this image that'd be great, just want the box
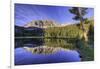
[44,20,94,39]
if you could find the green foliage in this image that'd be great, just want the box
[76,39,94,61]
[88,22,94,45]
[84,18,91,24]
[44,24,83,38]
[88,22,94,36]
[69,7,87,21]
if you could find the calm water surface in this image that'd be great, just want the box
[15,38,81,65]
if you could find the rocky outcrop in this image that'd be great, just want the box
[24,20,59,28]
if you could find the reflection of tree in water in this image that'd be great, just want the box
[15,38,44,48]
[44,38,77,49]
[15,38,78,50]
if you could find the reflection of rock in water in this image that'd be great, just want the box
[23,46,67,54]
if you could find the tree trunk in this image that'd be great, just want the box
[78,8,88,42]
[83,30,88,42]
[81,21,88,42]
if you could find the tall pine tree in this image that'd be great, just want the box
[69,7,88,41]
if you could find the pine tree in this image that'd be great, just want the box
[69,7,88,41]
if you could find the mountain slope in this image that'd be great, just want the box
[24,20,59,28]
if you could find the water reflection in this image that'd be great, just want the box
[15,38,77,49]
[15,47,81,65]
[15,38,44,48]
[15,38,81,65]
[44,38,77,49]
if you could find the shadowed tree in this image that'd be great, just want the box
[69,7,88,41]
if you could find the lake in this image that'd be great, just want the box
[15,38,81,65]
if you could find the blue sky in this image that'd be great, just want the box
[15,3,94,26]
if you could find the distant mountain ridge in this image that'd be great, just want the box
[24,20,60,28]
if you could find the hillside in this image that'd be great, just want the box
[44,23,91,38]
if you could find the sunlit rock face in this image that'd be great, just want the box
[24,20,59,28]
[23,46,67,54]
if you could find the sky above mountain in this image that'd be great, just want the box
[15,3,94,26]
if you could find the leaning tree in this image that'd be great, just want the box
[69,7,88,41]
